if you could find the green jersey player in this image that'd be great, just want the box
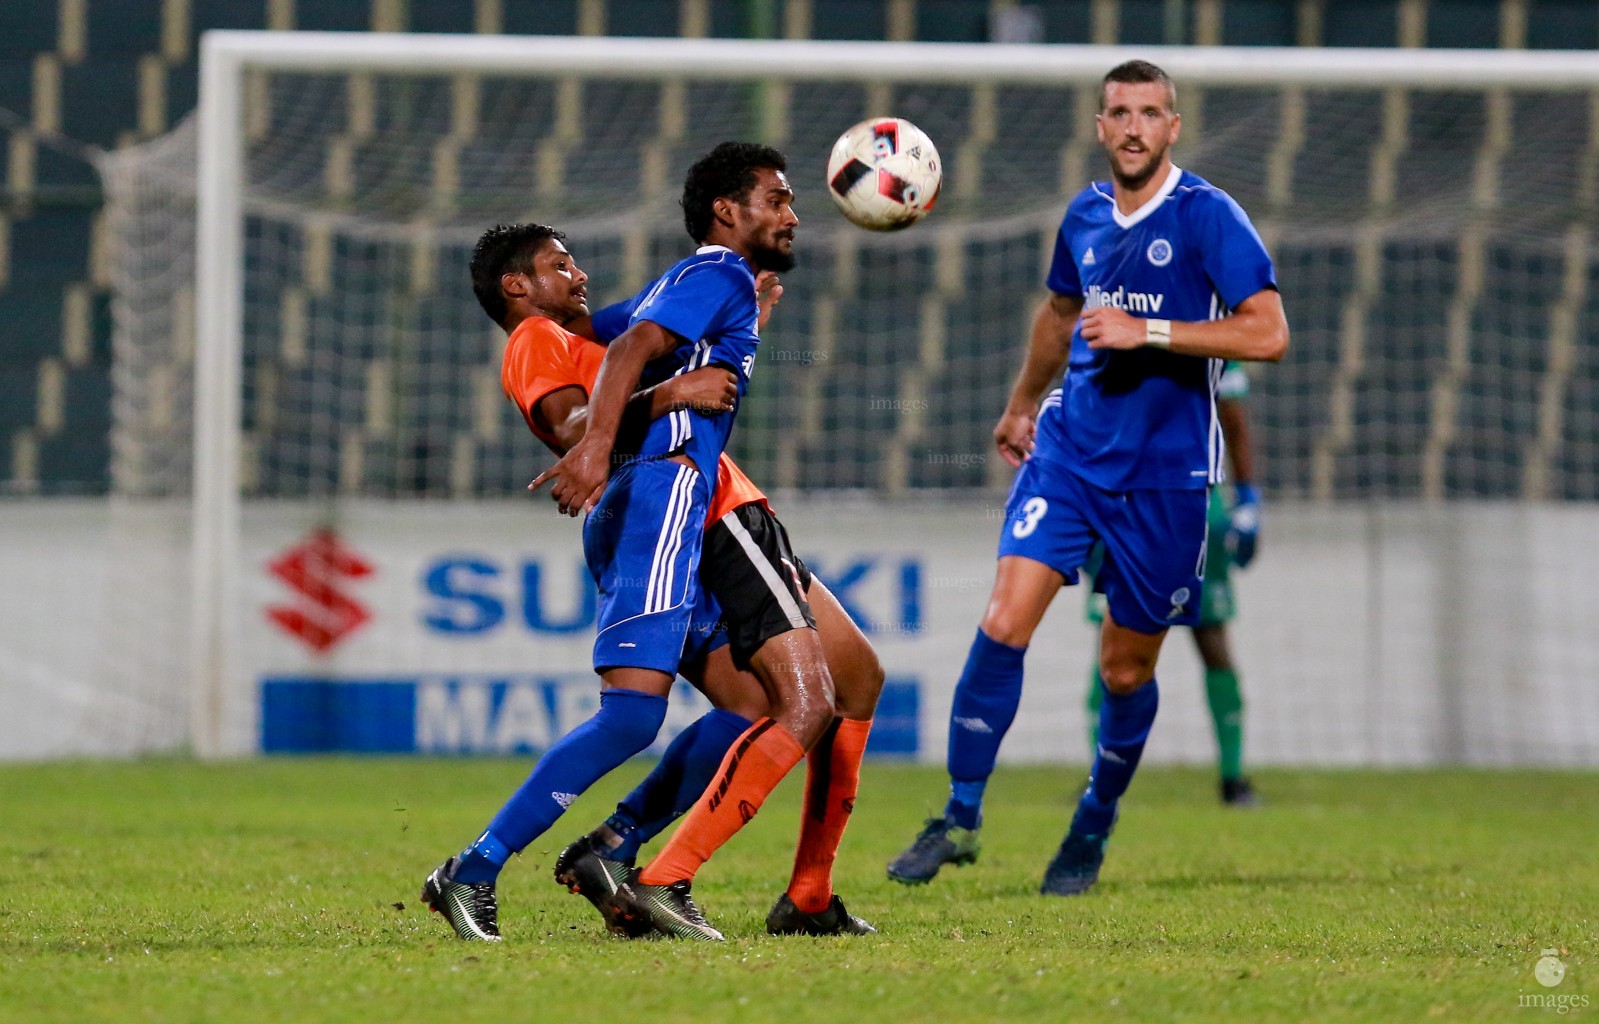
[1083,360,1260,804]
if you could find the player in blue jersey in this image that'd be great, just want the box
[887,60,1289,895]
[1083,361,1263,806]
[534,143,852,940]
[420,143,800,940]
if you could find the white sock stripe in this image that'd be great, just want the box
[721,511,809,630]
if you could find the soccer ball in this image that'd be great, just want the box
[826,117,942,231]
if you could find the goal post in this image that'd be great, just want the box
[138,31,1599,761]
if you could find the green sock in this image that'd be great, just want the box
[1204,667,1245,781]
[1084,664,1103,759]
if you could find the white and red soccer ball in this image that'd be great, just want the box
[826,117,942,231]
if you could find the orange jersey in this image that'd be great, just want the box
[707,451,768,524]
[500,315,768,526]
[500,316,607,454]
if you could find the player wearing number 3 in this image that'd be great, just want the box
[889,60,1289,894]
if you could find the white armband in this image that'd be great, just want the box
[1144,319,1172,348]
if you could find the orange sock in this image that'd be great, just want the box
[786,717,871,913]
[639,718,805,886]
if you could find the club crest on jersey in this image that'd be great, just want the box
[1167,586,1191,619]
[1147,238,1173,267]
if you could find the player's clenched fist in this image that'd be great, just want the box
[1079,305,1146,350]
[531,435,610,516]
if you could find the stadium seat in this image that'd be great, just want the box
[1526,1,1599,49]
[913,0,989,43]
[59,59,141,148]
[1290,89,1383,211]
[1119,0,1177,46]
[84,0,166,56]
[34,146,101,190]
[1498,91,1590,210]
[0,4,62,55]
[1425,0,1504,48]
[1321,0,1401,47]
[1261,242,1353,497]
[292,1,372,34]
[500,0,581,37]
[1188,87,1282,213]
[1034,2,1094,44]
[1395,92,1487,204]
[61,365,112,432]
[605,0,683,37]
[406,0,477,35]
[191,0,273,33]
[9,208,93,285]
[0,367,39,434]
[164,62,198,127]
[1222,1,1299,46]
[810,0,888,40]
[34,433,109,492]
[0,59,33,118]
[972,85,1082,208]
[0,288,67,361]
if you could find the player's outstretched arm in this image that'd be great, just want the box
[1081,288,1288,362]
[531,320,680,515]
[995,292,1082,466]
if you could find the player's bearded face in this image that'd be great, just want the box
[1097,81,1180,191]
[739,168,799,273]
[530,239,590,323]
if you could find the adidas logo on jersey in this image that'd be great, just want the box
[551,791,578,809]
[1082,247,1096,265]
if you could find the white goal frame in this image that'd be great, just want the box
[193,31,1599,756]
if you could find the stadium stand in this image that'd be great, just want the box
[4,0,1599,501]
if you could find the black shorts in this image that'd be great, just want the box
[700,502,816,668]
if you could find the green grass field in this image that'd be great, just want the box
[3,759,1593,1023]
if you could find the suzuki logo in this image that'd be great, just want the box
[266,529,374,654]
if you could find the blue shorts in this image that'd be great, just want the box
[583,458,712,674]
[996,455,1208,634]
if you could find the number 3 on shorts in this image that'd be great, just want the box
[1012,496,1048,538]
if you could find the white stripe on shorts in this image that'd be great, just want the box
[719,510,809,631]
[645,464,694,613]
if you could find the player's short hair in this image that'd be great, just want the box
[680,141,789,244]
[1100,59,1176,112]
[469,223,565,324]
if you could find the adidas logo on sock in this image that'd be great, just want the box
[551,791,578,809]
[953,716,993,734]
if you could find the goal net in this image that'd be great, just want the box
[97,33,1599,765]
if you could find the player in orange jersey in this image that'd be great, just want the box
[420,222,882,942]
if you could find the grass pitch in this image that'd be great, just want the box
[2,759,1592,1023]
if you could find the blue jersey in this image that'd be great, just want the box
[589,245,760,475]
[1035,166,1276,491]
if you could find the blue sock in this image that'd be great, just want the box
[943,628,1027,830]
[454,687,668,883]
[1072,675,1159,837]
[604,708,752,863]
